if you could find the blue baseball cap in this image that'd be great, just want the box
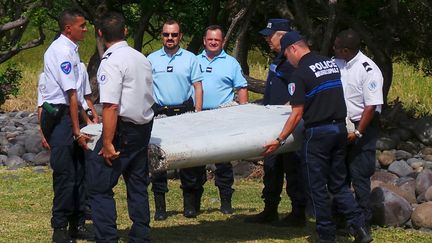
[259,19,291,36]
[280,31,303,51]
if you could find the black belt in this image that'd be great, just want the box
[152,97,194,116]
[305,118,345,129]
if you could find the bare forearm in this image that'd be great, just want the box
[193,81,203,111]
[357,105,376,133]
[237,87,248,104]
[102,103,118,146]
[278,105,303,140]
[68,90,81,136]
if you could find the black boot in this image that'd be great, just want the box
[220,192,233,214]
[52,227,76,243]
[272,207,306,227]
[154,193,168,221]
[69,224,94,241]
[183,191,197,218]
[194,188,204,213]
[353,226,373,243]
[244,203,278,223]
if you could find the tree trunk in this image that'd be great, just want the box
[320,0,337,56]
[186,34,203,54]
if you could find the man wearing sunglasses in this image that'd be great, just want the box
[147,20,203,220]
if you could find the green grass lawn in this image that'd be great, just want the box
[0,167,431,242]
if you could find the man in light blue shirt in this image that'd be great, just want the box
[197,25,248,214]
[147,20,203,220]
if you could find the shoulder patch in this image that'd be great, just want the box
[367,80,378,92]
[101,52,113,61]
[362,62,373,72]
[98,73,108,85]
[60,61,72,74]
[288,83,296,96]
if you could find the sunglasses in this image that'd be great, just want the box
[162,32,179,38]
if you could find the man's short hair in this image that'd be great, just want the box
[163,19,182,33]
[336,29,361,51]
[204,25,225,39]
[98,11,126,42]
[59,8,85,31]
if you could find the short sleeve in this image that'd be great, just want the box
[232,59,248,88]
[53,48,77,92]
[362,68,384,106]
[190,56,203,83]
[98,61,122,105]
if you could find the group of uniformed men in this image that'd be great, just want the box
[38,8,382,243]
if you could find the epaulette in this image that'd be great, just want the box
[101,52,112,61]
[362,62,373,72]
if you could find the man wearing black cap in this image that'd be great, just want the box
[263,31,372,243]
[244,19,307,227]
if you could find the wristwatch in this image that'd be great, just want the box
[354,130,363,139]
[276,137,286,146]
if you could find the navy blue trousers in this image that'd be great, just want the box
[41,110,85,229]
[346,121,378,223]
[302,122,364,241]
[262,152,306,210]
[86,119,153,243]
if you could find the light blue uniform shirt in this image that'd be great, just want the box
[197,50,247,109]
[147,48,202,106]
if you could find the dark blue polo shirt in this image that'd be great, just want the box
[263,52,295,105]
[288,52,347,128]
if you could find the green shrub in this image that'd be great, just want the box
[0,66,22,107]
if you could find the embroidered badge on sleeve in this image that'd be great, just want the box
[60,61,72,74]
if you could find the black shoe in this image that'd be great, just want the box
[52,227,76,243]
[271,211,306,227]
[69,225,94,240]
[220,198,233,214]
[154,193,168,221]
[183,191,197,218]
[353,227,373,243]
[244,206,278,224]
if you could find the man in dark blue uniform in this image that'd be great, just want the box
[86,12,154,242]
[263,31,372,243]
[40,8,93,243]
[244,19,306,227]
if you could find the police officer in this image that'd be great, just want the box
[39,8,93,243]
[197,25,248,214]
[263,31,372,243]
[147,20,203,219]
[334,29,383,227]
[244,19,307,226]
[86,11,154,242]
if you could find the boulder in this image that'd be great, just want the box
[5,155,27,170]
[371,171,399,184]
[24,133,43,154]
[378,151,396,167]
[411,201,432,229]
[370,186,412,226]
[394,150,413,160]
[376,137,397,151]
[395,128,413,141]
[21,153,36,163]
[421,147,432,155]
[380,183,417,204]
[416,169,432,195]
[0,154,7,165]
[413,117,432,146]
[425,186,432,202]
[397,141,419,155]
[33,150,50,166]
[388,160,413,177]
[7,143,26,157]
[396,178,417,203]
[423,154,432,162]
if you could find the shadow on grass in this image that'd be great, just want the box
[114,213,353,242]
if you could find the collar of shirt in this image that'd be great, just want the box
[159,47,183,58]
[200,49,227,62]
[103,41,128,57]
[59,34,79,53]
[346,50,364,69]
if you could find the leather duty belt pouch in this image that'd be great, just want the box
[41,103,68,140]
[152,97,194,116]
